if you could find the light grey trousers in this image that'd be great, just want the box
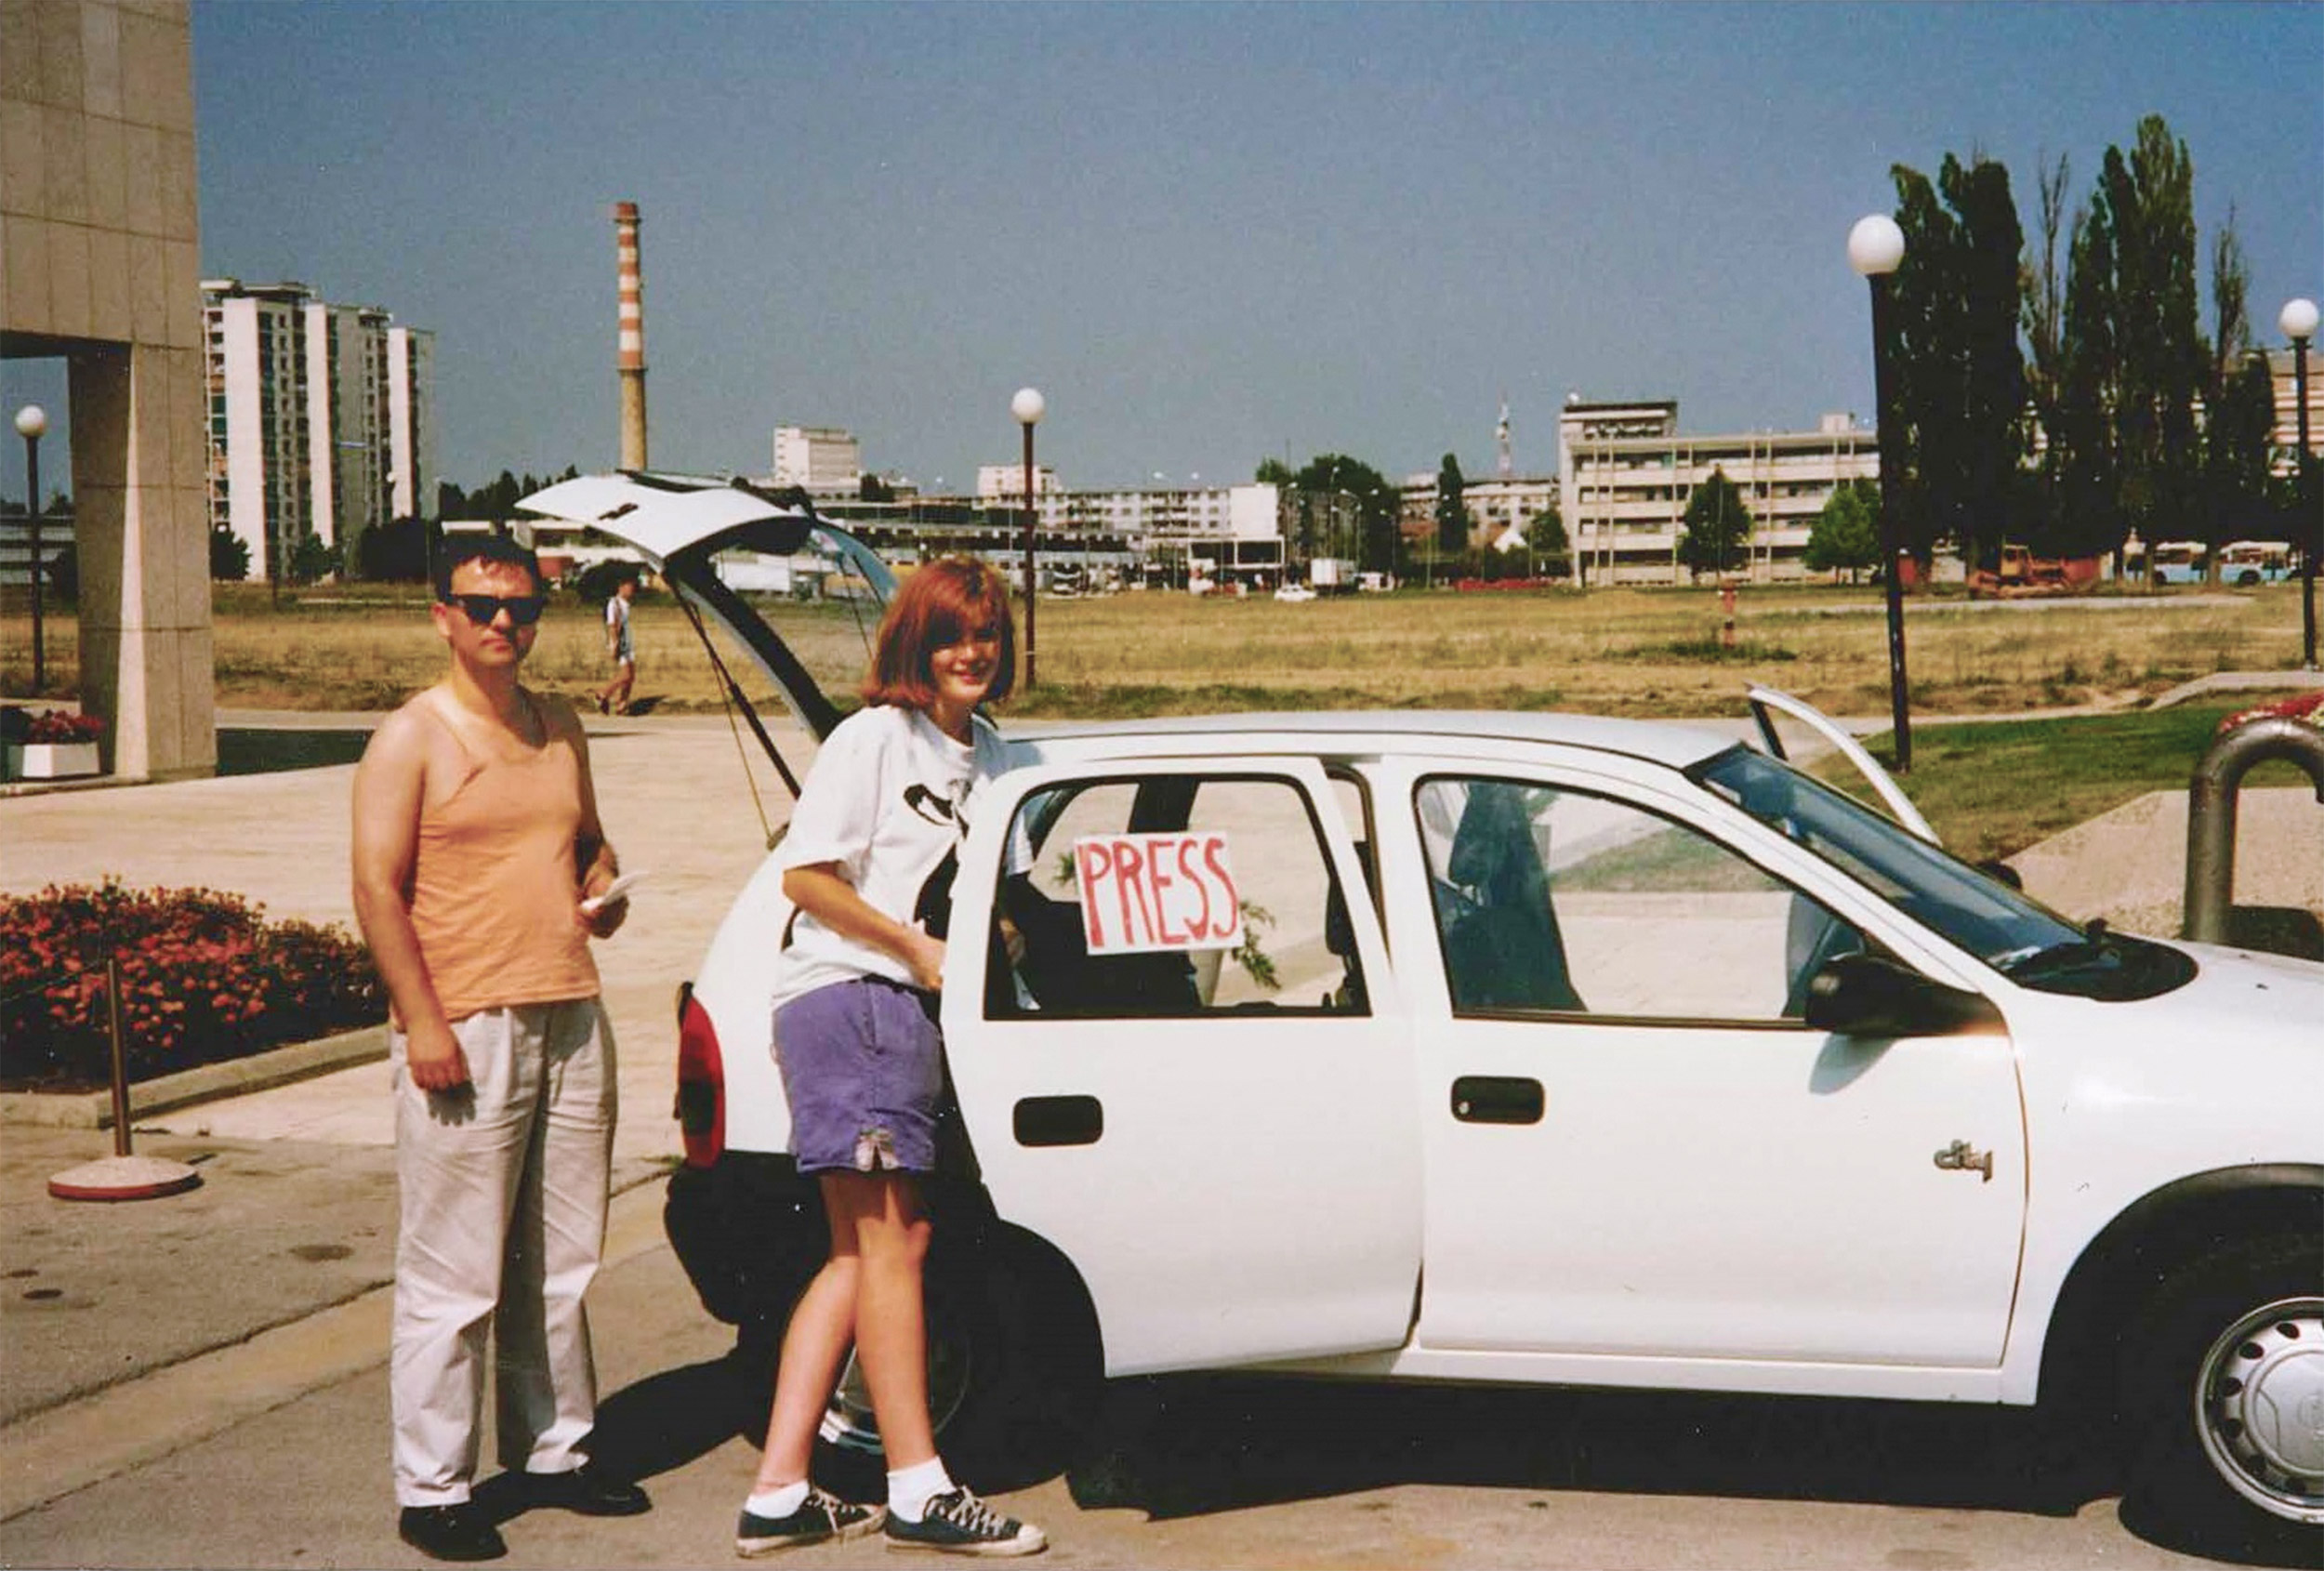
[390,998,616,1506]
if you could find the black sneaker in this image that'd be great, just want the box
[398,1503,508,1563]
[522,1462,652,1516]
[733,1486,885,1556]
[884,1488,1047,1556]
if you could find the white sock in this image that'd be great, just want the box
[886,1457,954,1523]
[746,1480,810,1520]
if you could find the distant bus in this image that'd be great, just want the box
[2217,540,2295,587]
[2149,541,2206,585]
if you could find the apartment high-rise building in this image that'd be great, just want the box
[389,326,438,521]
[202,278,437,579]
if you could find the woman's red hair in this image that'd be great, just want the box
[860,555,1018,711]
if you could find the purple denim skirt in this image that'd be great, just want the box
[772,977,944,1176]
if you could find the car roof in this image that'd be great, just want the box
[1002,709,1739,771]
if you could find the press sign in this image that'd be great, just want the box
[1073,833,1242,954]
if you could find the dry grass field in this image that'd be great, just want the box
[3,575,2304,723]
[5,577,2316,861]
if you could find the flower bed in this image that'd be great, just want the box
[0,881,385,1091]
[23,710,106,744]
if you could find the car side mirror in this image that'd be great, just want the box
[1803,953,2003,1038]
[1977,858,2024,891]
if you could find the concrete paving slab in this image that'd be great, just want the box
[2007,785,2324,943]
[0,1123,670,1432]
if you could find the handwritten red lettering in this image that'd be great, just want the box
[1076,841,1113,948]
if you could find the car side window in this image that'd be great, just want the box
[988,774,1368,1020]
[1417,776,1863,1023]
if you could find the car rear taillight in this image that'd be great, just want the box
[674,982,724,1168]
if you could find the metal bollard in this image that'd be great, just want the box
[2181,716,2324,944]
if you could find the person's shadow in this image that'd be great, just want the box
[470,1347,755,1524]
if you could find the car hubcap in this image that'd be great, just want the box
[818,1327,972,1456]
[2194,1295,2324,1523]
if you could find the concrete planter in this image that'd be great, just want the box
[6,741,102,780]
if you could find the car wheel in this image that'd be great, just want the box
[812,1250,1102,1499]
[2121,1230,2324,1554]
[2237,570,2263,587]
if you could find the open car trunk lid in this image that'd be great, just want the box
[519,471,896,754]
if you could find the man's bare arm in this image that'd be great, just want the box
[554,696,626,939]
[350,706,470,1090]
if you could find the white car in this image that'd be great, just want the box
[527,477,2324,1553]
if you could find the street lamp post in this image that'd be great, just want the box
[2281,297,2319,669]
[1011,387,1046,689]
[14,404,48,695]
[1850,214,1913,772]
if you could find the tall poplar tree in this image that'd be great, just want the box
[2101,116,2204,580]
[1888,152,2027,573]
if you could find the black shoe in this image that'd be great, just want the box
[522,1462,652,1516]
[399,1503,508,1563]
[733,1486,885,1556]
[885,1488,1047,1556]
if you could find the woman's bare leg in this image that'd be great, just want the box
[834,1170,938,1470]
[749,1182,862,1492]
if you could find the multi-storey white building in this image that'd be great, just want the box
[202,279,437,579]
[2266,348,2324,480]
[1558,400,1878,583]
[389,325,437,522]
[773,426,863,493]
[975,462,1058,501]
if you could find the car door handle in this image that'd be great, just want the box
[1014,1095,1103,1148]
[1451,1076,1544,1126]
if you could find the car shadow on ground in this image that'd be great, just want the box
[1063,1374,2317,1570]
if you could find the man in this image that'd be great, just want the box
[596,573,637,716]
[352,535,649,1562]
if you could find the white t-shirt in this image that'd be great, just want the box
[770,704,1009,1005]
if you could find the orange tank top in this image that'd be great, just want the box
[407,692,600,1022]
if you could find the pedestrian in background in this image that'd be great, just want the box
[597,572,638,716]
[351,534,649,1563]
[734,557,1047,1558]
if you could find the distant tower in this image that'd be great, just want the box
[614,202,649,470]
[1497,392,1513,478]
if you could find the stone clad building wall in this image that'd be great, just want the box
[1,0,215,780]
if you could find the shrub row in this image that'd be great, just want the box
[0,881,384,1090]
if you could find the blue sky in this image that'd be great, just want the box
[6,1,2320,499]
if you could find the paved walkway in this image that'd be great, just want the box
[2,709,806,1162]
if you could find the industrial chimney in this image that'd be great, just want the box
[614,202,648,469]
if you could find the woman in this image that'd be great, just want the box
[734,557,1047,1558]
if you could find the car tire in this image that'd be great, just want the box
[2119,1229,2324,1558]
[798,1242,1102,1501]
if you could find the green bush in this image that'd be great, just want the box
[0,881,384,1089]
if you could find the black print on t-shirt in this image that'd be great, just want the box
[915,848,958,941]
[904,784,958,828]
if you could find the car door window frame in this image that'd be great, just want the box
[984,766,1377,1023]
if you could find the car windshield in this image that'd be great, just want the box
[1690,745,2193,1000]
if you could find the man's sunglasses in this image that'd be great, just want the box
[442,593,547,627]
